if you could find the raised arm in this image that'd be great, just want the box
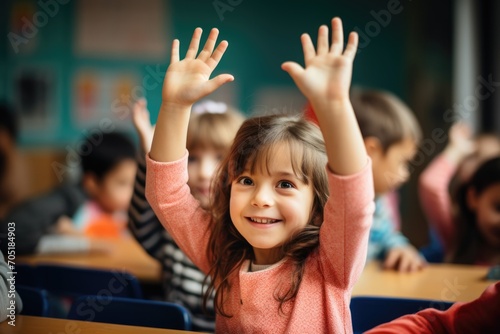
[282,17,366,175]
[419,122,474,252]
[150,28,233,163]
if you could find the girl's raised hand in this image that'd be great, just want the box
[282,17,358,108]
[162,28,234,108]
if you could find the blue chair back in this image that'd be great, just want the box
[17,285,50,317]
[36,264,143,299]
[14,264,37,287]
[350,296,454,333]
[68,295,192,330]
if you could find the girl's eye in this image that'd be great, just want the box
[494,203,500,212]
[277,180,294,189]
[238,177,253,186]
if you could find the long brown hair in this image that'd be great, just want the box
[203,114,329,317]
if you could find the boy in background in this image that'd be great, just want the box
[0,131,136,255]
[350,88,426,272]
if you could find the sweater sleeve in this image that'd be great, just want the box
[418,154,457,253]
[128,151,171,261]
[365,281,500,334]
[319,158,374,289]
[145,152,211,274]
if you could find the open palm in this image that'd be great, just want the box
[282,18,358,104]
[162,28,233,107]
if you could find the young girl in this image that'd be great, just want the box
[146,18,374,333]
[128,98,244,332]
[419,122,500,265]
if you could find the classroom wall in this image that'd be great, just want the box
[1,0,454,247]
[1,0,413,148]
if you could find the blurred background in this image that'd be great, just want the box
[0,0,498,247]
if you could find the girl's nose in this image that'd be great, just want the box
[251,186,274,207]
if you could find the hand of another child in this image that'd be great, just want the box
[54,215,81,236]
[445,122,475,163]
[162,28,233,109]
[282,17,358,110]
[132,98,155,153]
[383,246,427,272]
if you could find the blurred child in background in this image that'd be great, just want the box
[0,131,136,255]
[350,88,426,272]
[419,123,500,265]
[0,101,27,220]
[306,88,426,272]
[128,98,245,332]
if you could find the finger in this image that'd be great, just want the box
[281,61,304,80]
[301,34,315,67]
[398,255,411,272]
[383,250,399,270]
[410,259,422,272]
[330,17,344,54]
[170,39,180,64]
[206,40,229,71]
[198,28,219,62]
[204,74,234,95]
[316,25,329,56]
[343,32,359,60]
[185,27,203,59]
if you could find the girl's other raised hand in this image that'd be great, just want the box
[281,17,358,110]
[161,28,234,109]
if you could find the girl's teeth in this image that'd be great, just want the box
[251,218,277,224]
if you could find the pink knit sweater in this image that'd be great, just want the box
[145,152,374,334]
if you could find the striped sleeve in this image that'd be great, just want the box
[128,151,169,261]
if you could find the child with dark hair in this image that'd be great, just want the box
[420,123,500,265]
[0,103,24,319]
[0,131,137,255]
[0,101,24,219]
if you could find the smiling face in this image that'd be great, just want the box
[229,142,315,265]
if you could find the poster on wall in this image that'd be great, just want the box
[72,68,141,130]
[8,1,39,55]
[13,66,58,138]
[74,0,168,60]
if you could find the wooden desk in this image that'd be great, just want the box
[353,262,493,302]
[0,315,202,334]
[16,238,161,283]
